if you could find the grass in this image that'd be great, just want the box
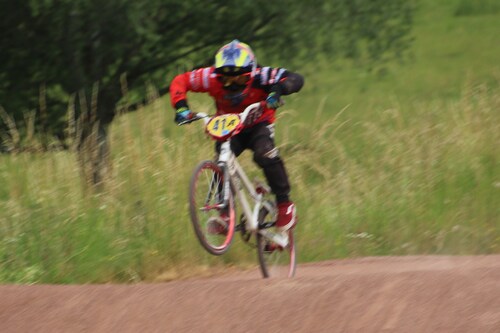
[292,83,499,260]
[1,0,499,283]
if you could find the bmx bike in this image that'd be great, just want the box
[179,102,296,278]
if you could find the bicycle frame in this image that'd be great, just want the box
[219,140,289,248]
[183,101,296,277]
[187,102,289,248]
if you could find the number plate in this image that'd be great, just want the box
[206,114,241,139]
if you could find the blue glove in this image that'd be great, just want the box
[266,91,281,109]
[175,107,194,124]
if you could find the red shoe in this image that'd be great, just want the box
[207,213,229,235]
[276,201,297,231]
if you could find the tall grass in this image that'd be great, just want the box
[287,82,499,261]
[0,81,498,283]
[1,0,499,283]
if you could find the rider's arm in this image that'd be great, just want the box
[170,73,190,110]
[256,67,304,96]
[169,67,214,110]
[256,67,304,110]
[272,71,304,96]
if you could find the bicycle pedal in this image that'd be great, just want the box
[235,222,252,243]
[264,243,281,253]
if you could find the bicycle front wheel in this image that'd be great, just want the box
[257,206,296,278]
[189,160,236,255]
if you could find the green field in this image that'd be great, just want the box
[1,0,499,283]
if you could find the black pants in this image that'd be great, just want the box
[216,122,291,203]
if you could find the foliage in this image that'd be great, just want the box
[454,0,500,16]
[0,0,415,143]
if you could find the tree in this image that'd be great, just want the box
[0,0,414,183]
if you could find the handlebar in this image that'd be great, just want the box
[177,113,209,126]
[177,101,264,126]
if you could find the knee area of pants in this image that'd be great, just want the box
[254,148,281,167]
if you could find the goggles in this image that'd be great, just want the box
[217,73,251,87]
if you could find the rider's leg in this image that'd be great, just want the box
[250,123,296,231]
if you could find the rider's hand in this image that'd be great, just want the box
[174,107,194,124]
[266,91,281,109]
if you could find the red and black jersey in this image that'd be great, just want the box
[170,65,303,125]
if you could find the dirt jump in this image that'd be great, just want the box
[1,255,499,332]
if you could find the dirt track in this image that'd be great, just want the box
[1,255,499,333]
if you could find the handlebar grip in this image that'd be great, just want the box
[178,114,206,126]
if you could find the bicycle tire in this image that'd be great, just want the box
[256,205,296,278]
[189,160,236,255]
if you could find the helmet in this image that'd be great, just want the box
[214,40,257,77]
[214,40,257,106]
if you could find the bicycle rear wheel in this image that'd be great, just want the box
[257,205,296,278]
[189,160,235,255]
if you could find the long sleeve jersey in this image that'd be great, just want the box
[170,65,304,125]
